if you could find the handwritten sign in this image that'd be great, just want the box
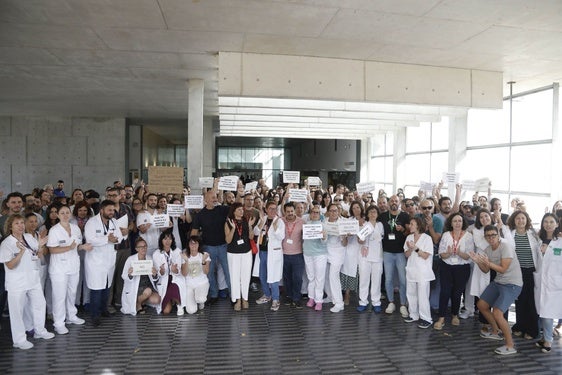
[323,221,339,236]
[244,181,258,194]
[442,172,460,186]
[283,171,300,184]
[116,215,129,229]
[356,181,376,194]
[153,214,170,229]
[357,223,374,241]
[461,180,475,191]
[302,223,324,240]
[148,166,184,194]
[218,175,239,191]
[131,260,153,276]
[338,219,359,235]
[288,188,309,203]
[474,178,490,192]
[307,176,321,186]
[185,195,204,209]
[166,204,185,217]
[420,181,435,196]
[199,177,214,189]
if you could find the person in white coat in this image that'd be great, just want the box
[0,214,54,350]
[324,203,348,313]
[254,201,285,311]
[181,236,210,314]
[121,238,160,315]
[153,229,185,315]
[47,205,92,334]
[84,200,125,327]
[403,217,435,329]
[534,213,562,353]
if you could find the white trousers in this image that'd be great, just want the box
[304,254,327,303]
[325,261,343,306]
[406,280,432,323]
[8,285,48,345]
[50,271,79,328]
[227,251,252,302]
[75,250,90,305]
[185,280,210,314]
[358,259,383,307]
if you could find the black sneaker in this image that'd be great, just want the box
[292,301,303,309]
[418,320,432,329]
[283,298,293,306]
[403,316,417,323]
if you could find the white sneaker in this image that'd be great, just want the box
[400,305,409,318]
[177,307,185,316]
[13,340,34,350]
[55,325,69,335]
[330,304,344,313]
[67,316,85,325]
[459,310,474,319]
[385,302,396,314]
[34,331,55,340]
[198,303,205,310]
[256,295,272,305]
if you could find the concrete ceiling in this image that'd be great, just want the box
[1,0,562,123]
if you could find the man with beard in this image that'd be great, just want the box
[281,203,305,308]
[84,200,124,326]
[377,196,389,214]
[23,194,44,228]
[136,193,160,256]
[122,185,134,207]
[380,195,410,318]
[435,196,453,224]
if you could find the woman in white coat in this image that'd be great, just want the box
[403,216,435,329]
[534,213,562,353]
[121,238,160,315]
[153,229,185,315]
[47,205,92,335]
[181,236,210,314]
[324,203,348,313]
[254,201,285,311]
[0,214,54,350]
[341,201,363,305]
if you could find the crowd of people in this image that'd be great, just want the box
[0,178,561,356]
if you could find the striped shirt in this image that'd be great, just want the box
[514,233,534,268]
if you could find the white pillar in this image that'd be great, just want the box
[447,111,468,197]
[393,128,406,193]
[187,79,204,188]
[360,138,371,183]
[551,83,561,199]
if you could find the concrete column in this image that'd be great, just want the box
[447,111,468,197]
[551,83,561,199]
[393,128,406,192]
[187,79,204,188]
[359,137,371,183]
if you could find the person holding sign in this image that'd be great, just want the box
[281,202,305,309]
[357,206,384,313]
[180,236,210,314]
[302,205,327,311]
[121,238,160,316]
[341,201,363,306]
[136,194,161,256]
[325,203,348,313]
[153,229,185,315]
[254,201,285,311]
[225,202,255,311]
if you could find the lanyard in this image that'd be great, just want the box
[235,220,244,237]
[21,236,37,256]
[286,220,297,238]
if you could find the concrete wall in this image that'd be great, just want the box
[0,116,125,195]
[291,139,357,172]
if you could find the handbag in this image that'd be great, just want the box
[250,239,258,255]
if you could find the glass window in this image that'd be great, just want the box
[404,154,430,186]
[371,134,386,157]
[467,107,510,146]
[430,152,448,183]
[511,89,553,142]
[464,147,510,191]
[385,132,394,155]
[431,117,449,150]
[509,194,551,226]
[510,144,551,193]
[406,122,431,153]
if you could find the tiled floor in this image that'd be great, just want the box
[1,292,561,374]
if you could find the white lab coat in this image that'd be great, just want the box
[252,217,285,283]
[153,248,185,313]
[120,254,159,316]
[534,238,562,319]
[84,214,124,290]
[342,218,360,277]
[46,223,81,275]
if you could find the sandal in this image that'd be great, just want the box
[137,307,146,315]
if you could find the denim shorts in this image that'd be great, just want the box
[480,281,522,313]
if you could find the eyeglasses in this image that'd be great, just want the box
[484,234,498,238]
[310,211,320,214]
[421,206,433,210]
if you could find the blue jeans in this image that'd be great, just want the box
[259,251,279,301]
[542,318,554,343]
[205,244,230,298]
[283,253,305,302]
[383,252,407,305]
[90,288,109,319]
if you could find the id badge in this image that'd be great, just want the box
[31,254,39,262]
[451,255,459,264]
[237,239,245,245]
[553,248,562,256]
[287,239,294,244]
[388,234,396,240]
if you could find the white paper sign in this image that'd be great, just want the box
[323,221,339,236]
[199,177,214,189]
[357,223,374,241]
[338,219,359,235]
[218,175,239,191]
[167,204,185,217]
[474,178,490,192]
[185,195,204,209]
[356,181,377,194]
[420,181,435,195]
[131,260,153,276]
[116,215,129,229]
[442,172,460,186]
[153,214,170,229]
[288,188,309,203]
[302,223,324,240]
[307,176,321,186]
[461,180,476,191]
[244,181,258,194]
[283,171,300,184]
